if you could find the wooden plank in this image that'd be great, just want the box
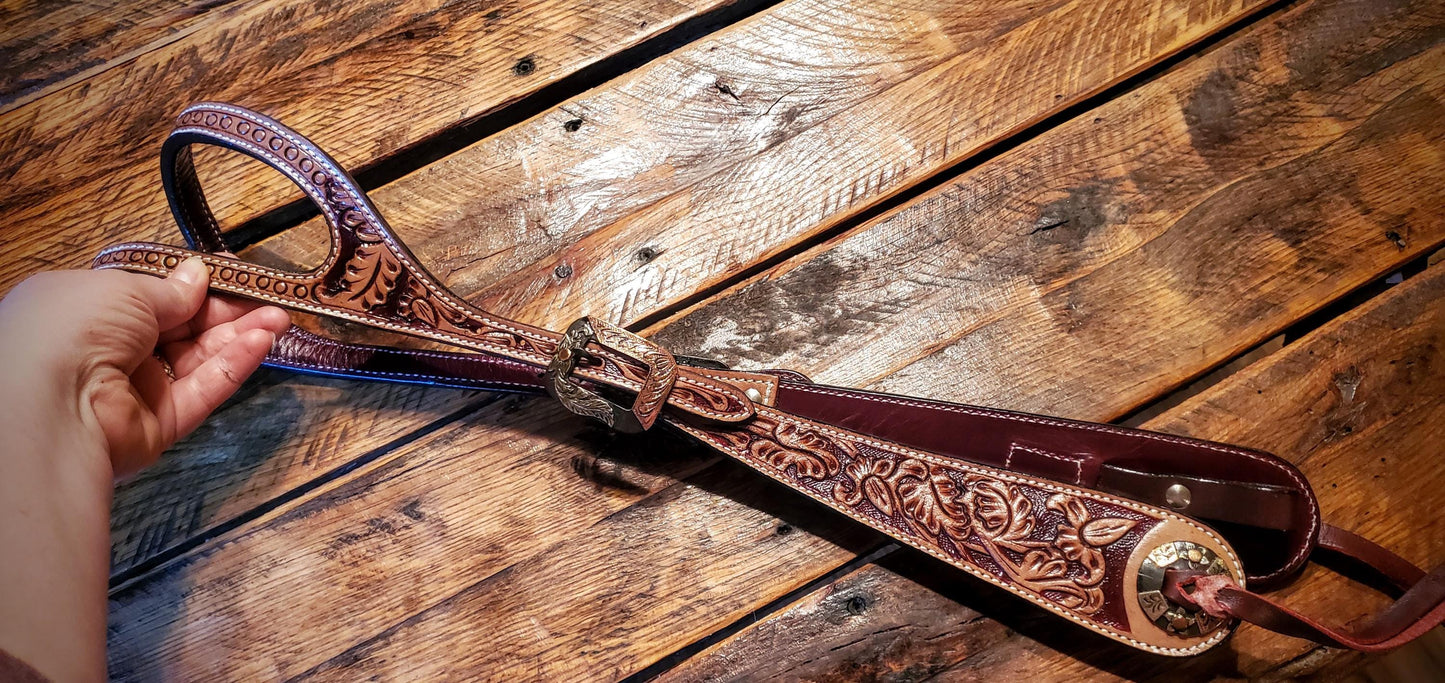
[332,0,1445,672]
[66,0,745,575]
[659,260,1445,682]
[293,461,882,682]
[105,0,1276,583]
[0,0,745,292]
[247,0,1276,329]
[106,398,771,680]
[648,0,1445,413]
[104,0,1445,679]
[108,370,486,575]
[0,0,257,113]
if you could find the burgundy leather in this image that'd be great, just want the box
[1319,524,1428,592]
[90,102,1442,657]
[770,381,1317,587]
[270,326,550,393]
[262,325,1319,585]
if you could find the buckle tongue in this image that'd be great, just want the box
[545,317,678,432]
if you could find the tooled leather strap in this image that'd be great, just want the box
[91,103,1439,655]
[160,104,1322,587]
[126,102,762,427]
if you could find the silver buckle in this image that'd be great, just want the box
[544,317,678,433]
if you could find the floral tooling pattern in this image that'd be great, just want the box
[726,413,1141,616]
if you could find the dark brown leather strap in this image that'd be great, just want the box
[89,102,1440,657]
[1318,523,1427,592]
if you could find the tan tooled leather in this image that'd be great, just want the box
[91,102,1443,657]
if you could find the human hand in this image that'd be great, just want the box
[0,257,291,477]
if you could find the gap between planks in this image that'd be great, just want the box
[101,0,1445,672]
[222,0,789,249]
[106,0,1300,589]
[621,0,1442,674]
[107,394,503,591]
[1119,246,1444,427]
[621,0,1298,336]
[646,250,1445,683]
[148,0,1306,611]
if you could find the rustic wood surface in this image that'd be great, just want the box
[110,0,1276,597]
[251,0,1274,328]
[0,0,1440,679]
[658,249,1445,683]
[0,0,746,292]
[0,0,255,112]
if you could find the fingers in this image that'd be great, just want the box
[157,294,289,345]
[162,305,289,376]
[164,328,276,440]
[119,358,174,476]
[132,257,210,333]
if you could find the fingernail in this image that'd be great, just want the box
[268,331,279,352]
[173,256,207,286]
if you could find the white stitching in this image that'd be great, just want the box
[699,370,777,406]
[173,106,756,421]
[273,356,536,388]
[1007,444,1084,485]
[668,409,1237,656]
[99,247,748,421]
[195,104,558,348]
[781,382,1317,580]
[283,330,539,372]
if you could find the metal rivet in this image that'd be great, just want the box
[745,388,763,402]
[1164,483,1192,510]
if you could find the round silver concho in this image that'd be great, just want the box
[1136,540,1231,638]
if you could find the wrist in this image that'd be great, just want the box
[0,367,113,683]
[0,351,113,484]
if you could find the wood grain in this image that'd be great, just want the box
[0,0,742,293]
[650,0,1445,415]
[248,0,1273,330]
[105,0,1278,584]
[102,0,1445,679]
[0,0,255,113]
[48,0,743,578]
[108,369,486,576]
[648,0,1445,676]
[107,397,729,680]
[659,258,1445,683]
[295,461,882,681]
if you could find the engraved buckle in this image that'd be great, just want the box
[545,317,678,433]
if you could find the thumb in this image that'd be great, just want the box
[136,256,210,331]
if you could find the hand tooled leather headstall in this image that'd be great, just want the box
[94,103,1444,656]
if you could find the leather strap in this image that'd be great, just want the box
[91,102,1441,656]
[271,330,1320,585]
[1172,524,1445,652]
